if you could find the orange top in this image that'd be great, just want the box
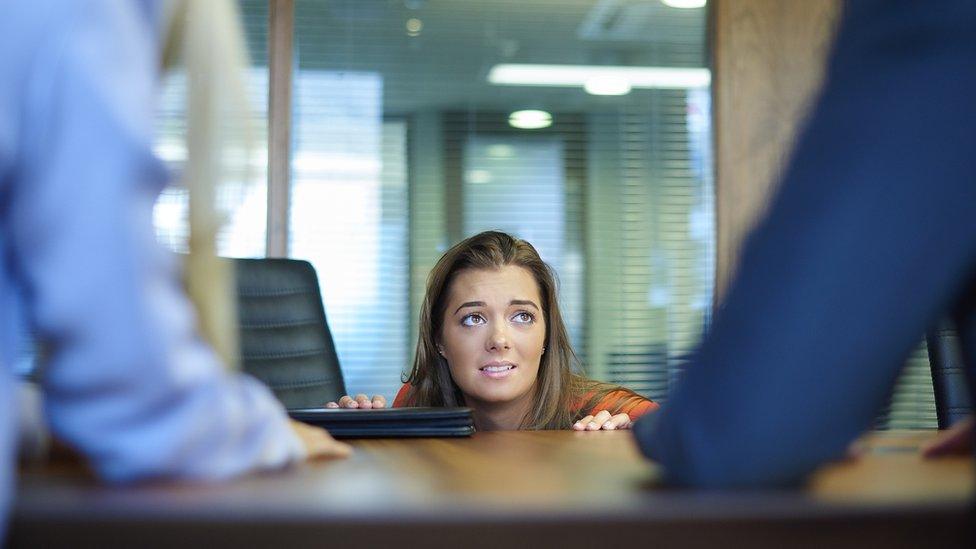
[578,390,659,420]
[391,384,659,422]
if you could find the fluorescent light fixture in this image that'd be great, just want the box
[488,64,710,90]
[486,144,515,158]
[508,109,552,129]
[465,169,492,184]
[583,77,632,96]
[661,0,707,8]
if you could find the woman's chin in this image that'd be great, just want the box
[462,383,533,406]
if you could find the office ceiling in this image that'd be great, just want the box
[286,0,707,114]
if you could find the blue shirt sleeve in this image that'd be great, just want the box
[633,0,976,486]
[2,0,304,483]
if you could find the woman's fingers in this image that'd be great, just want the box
[330,395,387,410]
[584,410,613,430]
[573,410,632,431]
[602,413,632,430]
[573,415,594,431]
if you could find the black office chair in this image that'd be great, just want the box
[233,258,347,408]
[926,320,973,429]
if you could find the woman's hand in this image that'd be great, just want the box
[325,394,387,409]
[572,410,632,431]
[921,415,974,458]
[289,420,352,460]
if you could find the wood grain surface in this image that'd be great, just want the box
[10,430,973,548]
[712,0,842,299]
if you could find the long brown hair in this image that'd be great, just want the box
[402,231,643,429]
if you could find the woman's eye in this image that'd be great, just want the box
[461,314,486,327]
[512,311,535,324]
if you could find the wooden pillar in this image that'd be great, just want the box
[712,0,842,300]
[266,0,294,258]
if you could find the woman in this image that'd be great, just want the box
[328,231,657,431]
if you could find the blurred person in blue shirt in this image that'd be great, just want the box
[634,0,976,487]
[0,0,349,539]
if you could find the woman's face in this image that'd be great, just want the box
[439,265,547,408]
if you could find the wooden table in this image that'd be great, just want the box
[9,430,974,548]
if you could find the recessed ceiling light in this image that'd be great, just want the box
[406,18,422,36]
[489,64,710,90]
[583,77,632,96]
[661,0,707,8]
[508,110,552,130]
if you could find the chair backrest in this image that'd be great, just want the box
[234,258,347,408]
[926,320,973,429]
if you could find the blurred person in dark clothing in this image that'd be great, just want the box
[634,0,976,486]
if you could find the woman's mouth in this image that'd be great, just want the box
[479,363,516,379]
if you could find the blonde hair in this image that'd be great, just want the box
[161,0,255,369]
[403,231,643,429]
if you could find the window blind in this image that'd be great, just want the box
[585,92,714,403]
[292,6,410,401]
[878,344,937,429]
[153,0,270,258]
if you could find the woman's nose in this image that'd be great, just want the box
[486,323,511,351]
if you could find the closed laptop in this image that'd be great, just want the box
[288,407,475,438]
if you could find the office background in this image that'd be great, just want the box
[150,0,933,428]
